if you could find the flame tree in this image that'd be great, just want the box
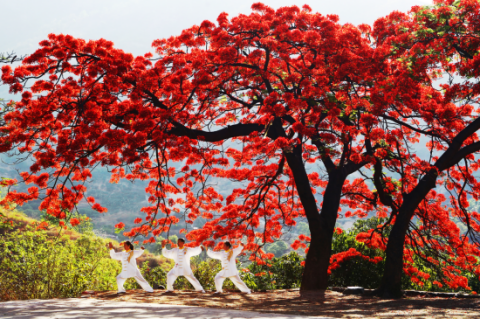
[353,0,479,297]
[1,1,478,292]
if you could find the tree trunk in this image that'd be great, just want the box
[285,145,346,291]
[300,173,346,291]
[375,118,480,298]
[273,119,348,291]
[375,171,437,298]
[376,209,412,298]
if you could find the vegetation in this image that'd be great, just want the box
[1,209,477,301]
[0,209,172,300]
[329,218,480,294]
[0,220,119,300]
[0,0,478,296]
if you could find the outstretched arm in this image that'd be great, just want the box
[133,247,145,258]
[108,243,122,260]
[233,243,244,257]
[207,249,222,260]
[162,247,175,259]
[188,246,202,257]
[162,242,175,259]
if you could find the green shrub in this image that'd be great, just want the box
[0,223,120,301]
[192,258,222,291]
[267,252,304,289]
[244,252,303,290]
[328,218,387,289]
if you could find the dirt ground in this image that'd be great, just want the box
[90,289,480,318]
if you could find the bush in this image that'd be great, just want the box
[192,258,223,291]
[328,217,479,294]
[244,252,303,290]
[0,222,119,301]
[124,262,168,290]
[328,218,387,289]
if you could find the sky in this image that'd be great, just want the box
[0,0,433,99]
[3,0,432,57]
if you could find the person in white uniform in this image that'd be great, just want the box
[207,241,251,294]
[162,238,205,293]
[108,241,154,294]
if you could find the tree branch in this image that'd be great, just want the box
[436,117,480,171]
[446,142,480,168]
[167,122,265,142]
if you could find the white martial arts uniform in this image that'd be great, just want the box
[207,246,251,293]
[110,249,153,293]
[162,246,205,292]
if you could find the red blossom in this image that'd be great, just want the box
[115,222,125,229]
[0,0,478,293]
[70,218,80,227]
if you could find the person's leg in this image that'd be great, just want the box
[229,274,251,293]
[184,273,205,292]
[166,270,177,291]
[116,275,127,293]
[214,273,226,293]
[134,272,154,292]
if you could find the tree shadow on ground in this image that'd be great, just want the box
[91,289,479,318]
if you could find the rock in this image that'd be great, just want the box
[343,286,364,295]
[454,292,477,298]
[329,287,346,293]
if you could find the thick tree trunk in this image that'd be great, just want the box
[376,171,438,298]
[376,209,412,298]
[270,119,352,291]
[300,173,346,291]
[376,118,480,298]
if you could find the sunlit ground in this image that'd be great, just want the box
[88,289,479,318]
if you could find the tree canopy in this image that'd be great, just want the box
[1,0,479,295]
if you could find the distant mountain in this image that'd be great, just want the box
[0,150,477,245]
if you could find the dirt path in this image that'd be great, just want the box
[91,289,479,318]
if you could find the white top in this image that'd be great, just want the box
[110,249,144,277]
[162,246,202,276]
[207,246,243,277]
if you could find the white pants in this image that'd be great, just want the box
[214,273,251,293]
[116,273,153,293]
[167,271,204,291]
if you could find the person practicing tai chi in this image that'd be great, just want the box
[162,238,205,293]
[108,241,154,294]
[207,241,251,294]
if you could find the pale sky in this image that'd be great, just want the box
[0,0,433,97]
[3,0,431,57]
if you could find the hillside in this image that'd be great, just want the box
[0,153,477,255]
[0,206,172,270]
[0,154,309,246]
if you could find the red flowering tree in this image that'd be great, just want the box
[352,0,480,297]
[0,1,478,293]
